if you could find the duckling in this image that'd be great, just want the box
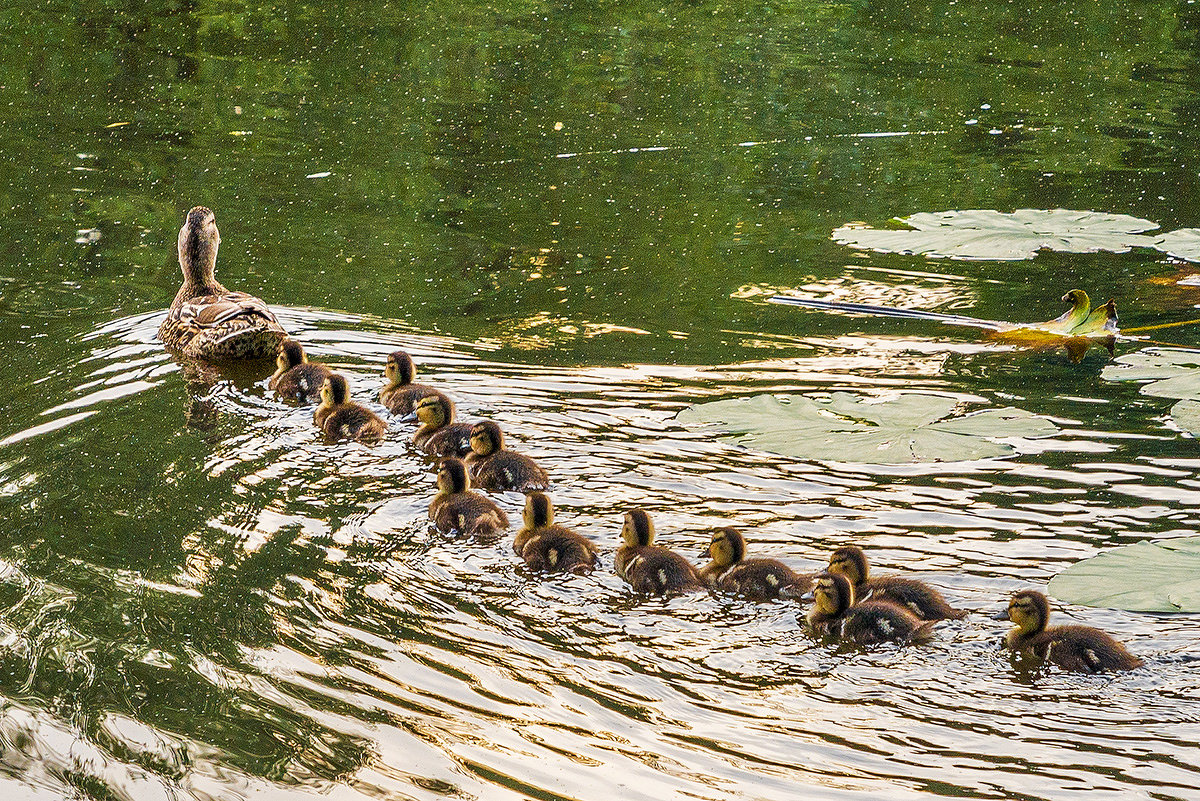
[429,457,509,539]
[313,374,387,443]
[806,572,935,645]
[412,394,474,457]
[699,527,813,601]
[464,420,549,492]
[159,206,287,360]
[380,350,446,417]
[614,509,705,595]
[513,492,598,574]
[269,340,333,402]
[827,545,967,621]
[996,590,1142,673]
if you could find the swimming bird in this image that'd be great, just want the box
[313,374,387,443]
[465,421,549,492]
[159,206,287,360]
[380,350,446,417]
[827,545,967,621]
[513,492,598,574]
[699,527,813,601]
[429,457,509,539]
[995,590,1142,673]
[269,340,333,402]
[614,509,705,595]
[412,394,474,457]
[806,572,935,645]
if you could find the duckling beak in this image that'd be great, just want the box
[990,609,1011,621]
[798,589,814,603]
[697,545,713,559]
[398,411,418,422]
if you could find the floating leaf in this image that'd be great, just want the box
[1152,228,1200,263]
[832,209,1160,261]
[1101,347,1200,400]
[1169,399,1200,436]
[1048,538,1200,612]
[676,392,1058,463]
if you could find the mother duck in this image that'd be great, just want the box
[159,206,287,360]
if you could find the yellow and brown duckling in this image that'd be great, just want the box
[995,590,1142,673]
[380,350,446,417]
[269,340,333,402]
[464,420,549,492]
[159,206,287,360]
[614,509,705,595]
[827,545,967,621]
[699,527,813,601]
[513,492,598,574]
[806,572,935,645]
[429,457,509,539]
[313,374,387,443]
[412,394,474,457]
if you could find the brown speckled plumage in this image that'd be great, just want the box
[614,510,704,595]
[514,493,597,574]
[380,350,446,416]
[1000,590,1141,673]
[159,207,286,361]
[807,573,935,645]
[828,545,967,621]
[700,527,813,601]
[314,374,387,443]
[270,340,333,402]
[464,420,549,492]
[429,458,509,539]
[412,395,474,457]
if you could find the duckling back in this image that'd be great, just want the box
[516,525,598,574]
[1012,624,1142,673]
[271,362,333,402]
[840,600,936,645]
[617,546,705,595]
[717,559,813,602]
[865,576,968,621]
[320,405,387,444]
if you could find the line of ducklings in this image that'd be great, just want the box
[269,339,1143,675]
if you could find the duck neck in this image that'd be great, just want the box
[174,235,224,302]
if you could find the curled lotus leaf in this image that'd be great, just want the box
[833,208,1160,261]
[1048,538,1200,612]
[676,392,1058,464]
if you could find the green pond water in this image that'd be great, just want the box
[4,1,1200,799]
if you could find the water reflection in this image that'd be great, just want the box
[2,306,1198,799]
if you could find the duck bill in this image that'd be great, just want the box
[990,609,1011,621]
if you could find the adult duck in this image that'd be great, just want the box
[159,206,286,360]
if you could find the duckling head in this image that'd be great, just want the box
[437,458,471,494]
[277,340,306,373]
[321,374,350,406]
[178,206,220,285]
[469,421,504,456]
[385,351,416,388]
[813,572,854,618]
[524,492,554,529]
[415,394,453,427]
[707,527,745,568]
[828,545,869,586]
[1000,589,1050,637]
[621,509,654,547]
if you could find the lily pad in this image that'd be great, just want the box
[1153,228,1200,263]
[675,392,1059,463]
[832,209,1160,261]
[1100,347,1200,400]
[1048,538,1200,612]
